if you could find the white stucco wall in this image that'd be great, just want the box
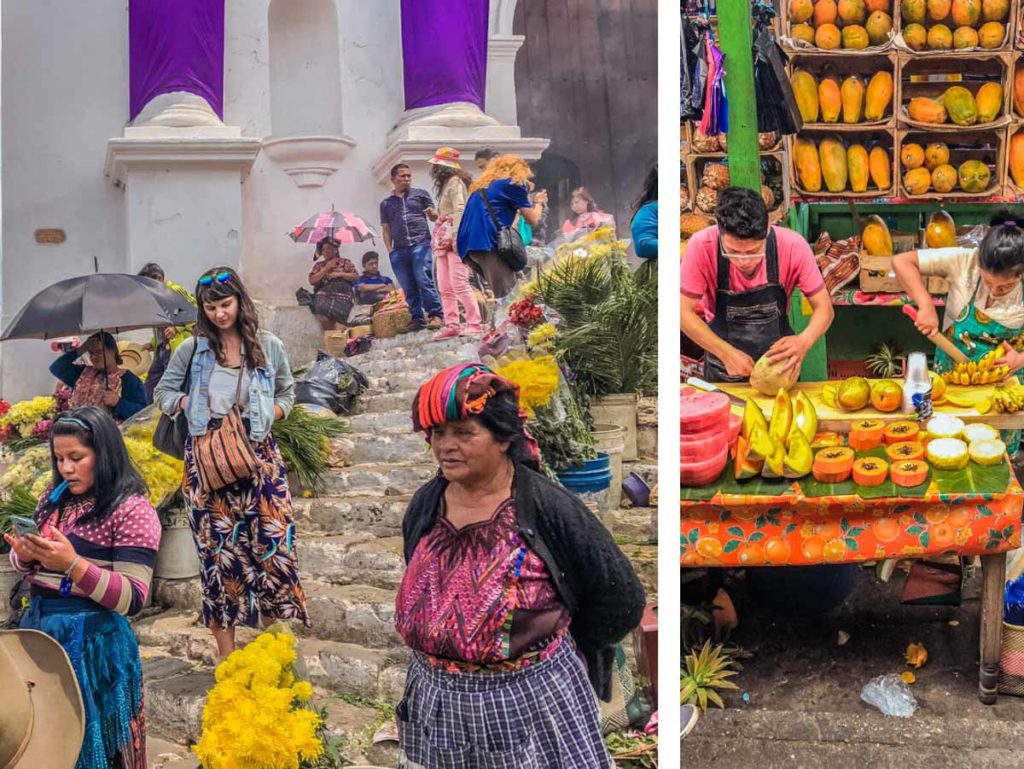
[1,0,128,401]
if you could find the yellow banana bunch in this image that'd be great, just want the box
[992,385,1024,414]
[941,349,1010,386]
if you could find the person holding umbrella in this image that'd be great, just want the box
[308,236,359,332]
[50,332,147,420]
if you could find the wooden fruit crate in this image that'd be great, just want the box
[787,51,899,128]
[685,151,789,220]
[859,252,950,294]
[788,127,898,199]
[895,128,1005,198]
[779,0,897,54]
[898,52,1013,131]
[683,121,782,155]
[897,1,1015,54]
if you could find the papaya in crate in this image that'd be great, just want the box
[924,143,949,171]
[958,159,991,193]
[794,137,823,192]
[927,23,954,49]
[1014,68,1024,118]
[819,78,843,123]
[847,144,870,192]
[907,97,947,124]
[927,0,952,21]
[904,167,932,195]
[904,22,927,49]
[1010,132,1024,188]
[925,210,956,247]
[953,26,980,48]
[865,71,893,121]
[842,25,871,49]
[902,0,926,23]
[816,23,843,49]
[815,0,839,27]
[975,82,1003,123]
[792,22,817,45]
[788,0,813,23]
[901,143,925,170]
[978,20,1005,48]
[866,11,893,45]
[819,135,849,192]
[862,215,894,256]
[841,76,866,124]
[853,457,889,486]
[931,164,958,194]
[982,0,1008,20]
[942,86,979,126]
[869,146,892,190]
[791,69,819,124]
[951,0,981,26]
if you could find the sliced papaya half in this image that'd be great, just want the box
[885,441,925,463]
[812,446,855,483]
[849,419,885,451]
[811,431,843,449]
[883,420,920,445]
[852,456,889,487]
[891,460,928,488]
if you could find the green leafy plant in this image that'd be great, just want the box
[0,486,36,554]
[604,731,658,768]
[680,640,741,710]
[529,386,597,476]
[272,407,348,492]
[866,342,903,378]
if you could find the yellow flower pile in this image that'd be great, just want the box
[527,322,559,352]
[1,446,52,500]
[495,355,561,417]
[123,437,183,509]
[0,396,57,437]
[195,632,323,769]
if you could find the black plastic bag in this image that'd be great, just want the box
[752,3,802,135]
[681,17,708,122]
[294,351,369,415]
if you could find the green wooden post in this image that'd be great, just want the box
[718,0,760,192]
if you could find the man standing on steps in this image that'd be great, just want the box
[380,163,444,332]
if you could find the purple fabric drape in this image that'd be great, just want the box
[401,0,489,111]
[129,0,225,120]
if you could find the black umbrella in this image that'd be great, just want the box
[1,273,196,341]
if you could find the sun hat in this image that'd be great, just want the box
[429,147,462,169]
[0,629,85,769]
[117,341,152,378]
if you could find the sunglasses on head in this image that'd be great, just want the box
[198,271,232,286]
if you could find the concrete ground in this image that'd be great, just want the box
[683,563,1024,768]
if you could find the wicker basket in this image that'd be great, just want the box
[999,621,1024,695]
[323,330,348,358]
[372,309,412,339]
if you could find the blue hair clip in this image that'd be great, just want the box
[48,480,70,504]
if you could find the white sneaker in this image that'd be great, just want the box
[680,704,700,741]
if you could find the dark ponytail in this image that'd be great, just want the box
[475,390,531,465]
[979,210,1024,277]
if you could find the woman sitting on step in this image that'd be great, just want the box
[154,267,310,661]
[5,406,161,769]
[394,362,645,767]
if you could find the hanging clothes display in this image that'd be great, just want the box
[751,2,803,135]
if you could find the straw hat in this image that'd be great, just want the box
[117,341,152,378]
[429,147,462,169]
[0,629,84,769]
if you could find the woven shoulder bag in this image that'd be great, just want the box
[191,365,259,492]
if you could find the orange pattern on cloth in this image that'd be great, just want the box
[681,474,1024,567]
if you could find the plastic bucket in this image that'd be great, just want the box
[154,510,201,580]
[591,393,638,461]
[557,453,613,514]
[746,564,859,616]
[591,424,626,510]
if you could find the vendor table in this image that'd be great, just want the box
[681,383,1024,703]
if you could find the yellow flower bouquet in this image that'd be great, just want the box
[195,632,323,769]
[495,354,561,418]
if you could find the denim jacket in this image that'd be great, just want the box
[153,331,294,443]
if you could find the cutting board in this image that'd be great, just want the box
[715,381,1024,432]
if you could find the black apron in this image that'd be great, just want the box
[703,230,794,383]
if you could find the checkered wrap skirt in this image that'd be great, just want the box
[397,640,614,768]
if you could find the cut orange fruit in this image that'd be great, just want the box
[891,460,928,488]
[811,431,843,449]
[812,447,855,483]
[852,456,889,487]
[849,419,886,451]
[886,441,925,463]
[883,421,920,445]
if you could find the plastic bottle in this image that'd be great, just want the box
[902,351,933,420]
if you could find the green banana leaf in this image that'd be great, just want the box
[931,458,1010,497]
[679,459,795,502]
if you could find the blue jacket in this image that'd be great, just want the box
[50,353,147,420]
[152,331,294,443]
[630,201,658,259]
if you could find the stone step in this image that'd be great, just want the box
[143,654,402,765]
[346,430,432,465]
[351,388,417,415]
[345,409,415,432]
[349,348,466,377]
[366,369,456,392]
[300,534,405,589]
[318,461,437,496]
[347,329,470,357]
[608,506,657,545]
[293,494,410,537]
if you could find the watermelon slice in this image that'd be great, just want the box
[726,413,742,443]
[680,428,729,462]
[680,391,730,435]
[680,442,729,487]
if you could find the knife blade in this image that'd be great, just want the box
[685,376,747,407]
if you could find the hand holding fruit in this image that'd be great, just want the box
[766,334,809,376]
[993,342,1024,376]
[720,345,755,378]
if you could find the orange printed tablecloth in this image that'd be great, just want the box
[680,475,1024,567]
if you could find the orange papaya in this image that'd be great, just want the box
[869,146,892,190]
[925,210,956,247]
[943,85,978,126]
[864,71,893,121]
[794,137,823,192]
[791,69,819,123]
[931,164,958,193]
[1014,67,1024,117]
[978,20,1005,47]
[847,144,870,192]
[904,166,932,195]
[907,96,947,124]
[819,77,842,123]
[841,76,866,123]
[924,142,949,170]
[862,214,894,255]
[975,81,1002,122]
[819,135,849,192]
[951,0,981,26]
[1009,132,1024,188]
[958,159,990,192]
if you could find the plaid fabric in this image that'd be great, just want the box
[397,640,614,768]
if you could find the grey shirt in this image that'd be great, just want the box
[208,362,252,417]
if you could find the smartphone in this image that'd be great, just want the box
[10,515,40,538]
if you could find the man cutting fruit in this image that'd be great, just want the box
[681,187,834,383]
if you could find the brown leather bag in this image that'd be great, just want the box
[191,367,258,491]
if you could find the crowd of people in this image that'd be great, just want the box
[3,148,658,769]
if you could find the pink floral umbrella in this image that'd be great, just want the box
[288,208,377,245]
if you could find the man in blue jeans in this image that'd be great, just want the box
[380,163,443,331]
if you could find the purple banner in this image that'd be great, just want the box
[401,0,489,111]
[129,0,225,120]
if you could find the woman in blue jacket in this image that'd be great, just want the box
[50,331,147,420]
[631,165,658,260]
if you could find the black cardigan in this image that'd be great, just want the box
[401,464,646,701]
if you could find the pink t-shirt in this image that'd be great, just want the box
[681,225,826,322]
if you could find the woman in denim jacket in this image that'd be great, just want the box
[154,267,310,659]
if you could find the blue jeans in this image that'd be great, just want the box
[389,240,442,326]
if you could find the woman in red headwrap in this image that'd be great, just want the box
[394,363,644,767]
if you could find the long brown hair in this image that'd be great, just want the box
[194,266,267,370]
[570,187,598,214]
[431,164,473,197]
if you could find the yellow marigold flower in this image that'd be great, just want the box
[527,322,559,351]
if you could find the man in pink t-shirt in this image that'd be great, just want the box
[680,187,833,382]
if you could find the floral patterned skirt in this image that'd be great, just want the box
[183,432,311,630]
